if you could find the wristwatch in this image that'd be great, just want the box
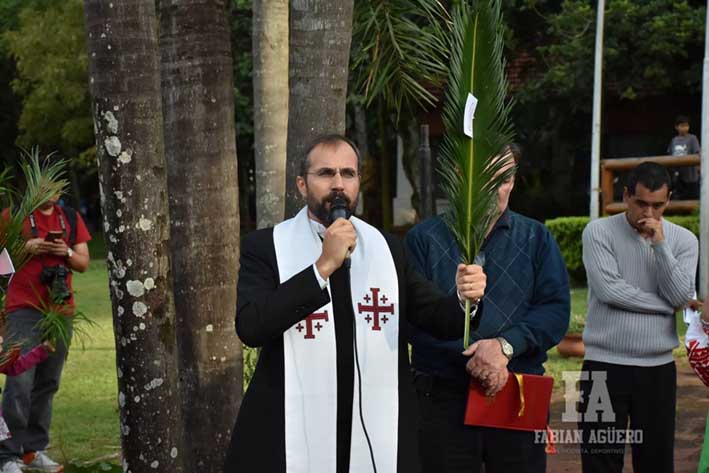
[66,248,74,259]
[496,337,514,360]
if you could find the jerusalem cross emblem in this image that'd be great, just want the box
[357,287,394,331]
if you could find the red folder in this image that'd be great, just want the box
[464,372,553,432]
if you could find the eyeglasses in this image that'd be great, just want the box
[307,167,359,180]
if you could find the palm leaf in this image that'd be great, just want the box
[438,1,516,347]
[351,0,452,120]
[30,288,97,351]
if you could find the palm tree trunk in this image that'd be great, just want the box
[83,1,185,471]
[253,0,289,228]
[284,0,354,217]
[159,1,242,472]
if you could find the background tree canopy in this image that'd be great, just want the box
[0,0,706,225]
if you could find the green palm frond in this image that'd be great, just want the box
[438,1,515,347]
[0,148,67,272]
[30,285,97,351]
[351,0,452,119]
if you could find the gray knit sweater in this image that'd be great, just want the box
[582,213,698,366]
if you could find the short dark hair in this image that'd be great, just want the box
[626,162,672,195]
[675,115,690,126]
[500,143,522,164]
[299,134,362,178]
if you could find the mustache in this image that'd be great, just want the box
[323,192,351,206]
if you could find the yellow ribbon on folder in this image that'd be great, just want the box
[514,373,525,417]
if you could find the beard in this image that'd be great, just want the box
[306,191,357,226]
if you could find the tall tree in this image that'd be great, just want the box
[284,0,354,217]
[83,1,185,472]
[252,0,288,228]
[159,1,242,472]
[4,0,93,157]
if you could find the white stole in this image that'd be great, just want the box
[273,207,399,473]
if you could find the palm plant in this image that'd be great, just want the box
[438,1,515,348]
[351,0,451,120]
[351,0,453,228]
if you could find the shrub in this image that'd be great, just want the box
[545,217,589,275]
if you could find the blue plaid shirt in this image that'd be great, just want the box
[405,210,570,380]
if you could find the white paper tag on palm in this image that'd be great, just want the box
[0,249,14,277]
[464,93,478,138]
[0,248,15,286]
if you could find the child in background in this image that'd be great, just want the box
[667,115,701,199]
[0,338,52,473]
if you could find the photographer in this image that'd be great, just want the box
[0,193,90,473]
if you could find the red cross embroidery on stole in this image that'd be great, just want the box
[357,288,394,331]
[295,311,329,340]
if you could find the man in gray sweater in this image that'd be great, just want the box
[580,162,697,473]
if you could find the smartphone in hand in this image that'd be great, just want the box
[44,231,63,243]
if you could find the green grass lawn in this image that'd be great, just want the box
[17,250,691,469]
[50,259,120,467]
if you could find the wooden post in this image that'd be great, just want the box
[600,162,614,216]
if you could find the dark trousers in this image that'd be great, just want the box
[578,360,676,473]
[0,309,71,463]
[414,371,546,473]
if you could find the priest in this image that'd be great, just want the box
[224,134,486,473]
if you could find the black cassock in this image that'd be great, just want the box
[224,228,481,473]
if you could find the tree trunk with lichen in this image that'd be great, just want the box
[159,1,242,472]
[284,0,354,217]
[84,1,185,472]
[253,0,289,229]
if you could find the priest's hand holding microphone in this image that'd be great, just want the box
[315,197,357,278]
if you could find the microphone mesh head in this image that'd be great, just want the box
[328,195,350,225]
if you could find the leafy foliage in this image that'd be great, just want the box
[351,0,451,119]
[439,1,515,346]
[439,1,515,264]
[545,216,589,274]
[520,0,706,106]
[32,298,96,350]
[2,0,92,157]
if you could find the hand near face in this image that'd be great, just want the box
[636,218,664,244]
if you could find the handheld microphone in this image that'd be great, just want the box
[329,196,352,269]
